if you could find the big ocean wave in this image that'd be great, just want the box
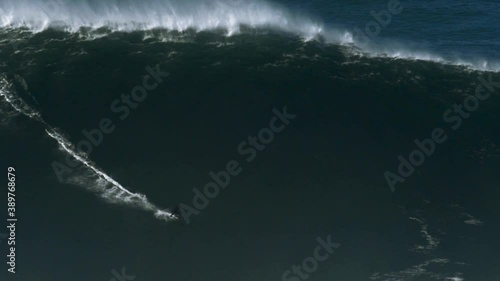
[0,0,499,224]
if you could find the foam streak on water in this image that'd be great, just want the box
[0,76,178,222]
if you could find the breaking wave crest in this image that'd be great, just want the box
[0,0,335,40]
[2,0,499,71]
[0,75,178,223]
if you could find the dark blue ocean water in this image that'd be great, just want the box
[0,1,499,281]
[284,0,500,60]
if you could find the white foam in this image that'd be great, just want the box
[0,75,178,223]
[2,0,497,71]
[0,0,330,40]
[0,76,42,121]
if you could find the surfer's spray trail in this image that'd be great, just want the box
[0,75,178,222]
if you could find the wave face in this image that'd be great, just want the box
[0,2,498,280]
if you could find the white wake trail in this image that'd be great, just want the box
[0,76,178,222]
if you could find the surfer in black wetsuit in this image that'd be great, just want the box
[169,205,181,220]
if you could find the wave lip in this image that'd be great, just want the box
[0,0,330,39]
[3,1,498,73]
